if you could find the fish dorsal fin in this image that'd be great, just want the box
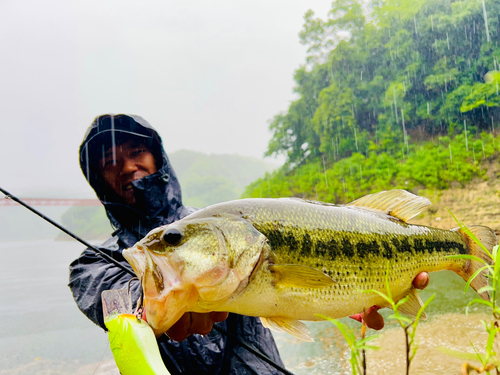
[397,287,427,319]
[346,189,431,222]
[269,264,336,288]
[260,317,314,342]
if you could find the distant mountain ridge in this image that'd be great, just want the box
[169,150,277,208]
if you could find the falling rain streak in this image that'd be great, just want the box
[354,128,358,151]
[464,120,469,152]
[111,115,116,166]
[401,109,408,154]
[482,0,491,43]
[323,157,328,187]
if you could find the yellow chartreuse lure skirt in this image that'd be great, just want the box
[102,289,170,375]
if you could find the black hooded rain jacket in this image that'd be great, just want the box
[68,114,285,375]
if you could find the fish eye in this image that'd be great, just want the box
[163,228,182,246]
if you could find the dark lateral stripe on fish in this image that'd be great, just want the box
[260,225,467,262]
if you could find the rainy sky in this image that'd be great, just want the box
[0,0,331,198]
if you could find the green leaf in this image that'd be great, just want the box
[363,289,394,305]
[471,341,488,366]
[464,266,490,293]
[360,345,381,351]
[477,286,495,294]
[493,247,500,277]
[438,347,485,361]
[492,245,499,261]
[394,296,410,308]
[358,336,380,345]
[446,254,489,264]
[486,324,496,353]
[414,294,436,325]
[387,314,412,324]
[465,299,494,315]
[447,209,493,259]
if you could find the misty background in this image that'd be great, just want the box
[1,0,332,199]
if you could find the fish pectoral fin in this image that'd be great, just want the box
[397,287,427,319]
[269,264,336,288]
[260,317,314,342]
[346,189,431,222]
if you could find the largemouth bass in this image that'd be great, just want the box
[123,190,497,341]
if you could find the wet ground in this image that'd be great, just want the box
[0,238,491,375]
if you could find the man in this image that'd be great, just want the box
[69,114,429,374]
[69,114,287,374]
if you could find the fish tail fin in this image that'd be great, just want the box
[456,225,497,301]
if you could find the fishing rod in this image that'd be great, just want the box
[0,187,134,276]
[0,187,295,375]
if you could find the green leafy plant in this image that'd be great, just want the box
[443,211,500,374]
[364,263,435,375]
[321,262,434,375]
[318,315,379,375]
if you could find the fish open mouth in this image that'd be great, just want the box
[145,284,198,337]
[123,245,145,276]
[123,245,198,336]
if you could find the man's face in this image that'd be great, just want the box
[99,140,158,205]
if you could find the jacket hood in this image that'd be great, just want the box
[79,114,191,244]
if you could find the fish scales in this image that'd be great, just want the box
[123,190,497,341]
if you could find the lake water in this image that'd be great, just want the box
[0,240,119,375]
[0,238,490,375]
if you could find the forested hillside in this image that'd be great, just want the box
[244,0,500,203]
